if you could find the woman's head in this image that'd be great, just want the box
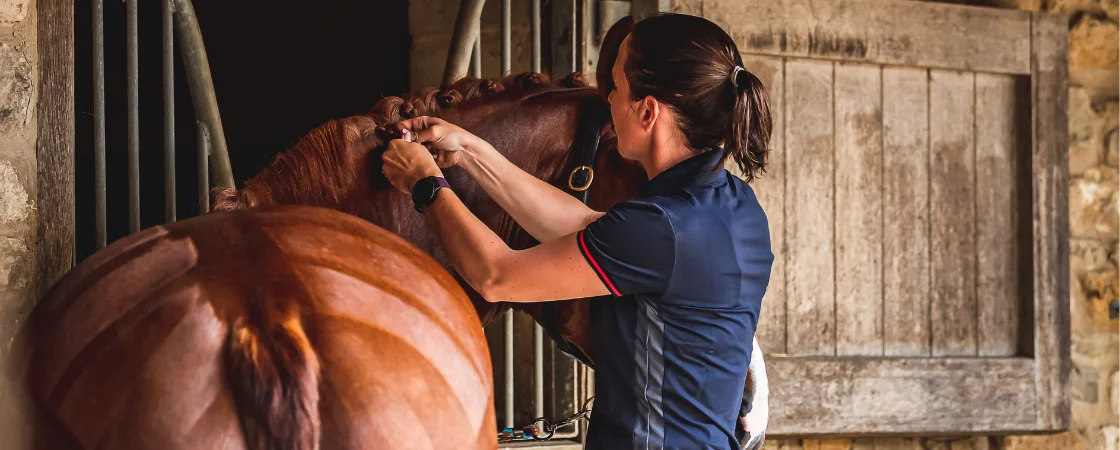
[603,13,772,182]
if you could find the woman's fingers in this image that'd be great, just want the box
[397,116,444,144]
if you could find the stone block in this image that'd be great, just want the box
[1070,166,1119,239]
[1105,425,1120,450]
[1072,365,1101,404]
[0,41,31,127]
[0,236,29,292]
[1001,431,1088,450]
[1080,267,1120,331]
[0,0,28,25]
[0,160,29,225]
[1070,87,1095,147]
[1069,15,1119,97]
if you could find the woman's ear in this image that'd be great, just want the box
[596,16,635,102]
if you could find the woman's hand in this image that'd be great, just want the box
[382,130,443,194]
[396,116,482,168]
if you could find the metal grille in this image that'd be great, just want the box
[88,0,233,250]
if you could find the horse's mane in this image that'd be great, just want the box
[211,71,592,213]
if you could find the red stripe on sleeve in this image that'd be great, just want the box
[579,230,622,296]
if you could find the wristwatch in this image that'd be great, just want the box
[411,176,450,213]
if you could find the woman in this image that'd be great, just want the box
[382,13,773,450]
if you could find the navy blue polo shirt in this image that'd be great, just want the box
[576,148,773,450]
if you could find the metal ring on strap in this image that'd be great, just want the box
[567,165,594,192]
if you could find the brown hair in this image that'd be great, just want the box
[622,13,771,181]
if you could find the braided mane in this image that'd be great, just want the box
[211,71,591,213]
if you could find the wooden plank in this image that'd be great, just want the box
[975,73,1023,357]
[767,357,1038,436]
[851,439,875,450]
[833,62,882,356]
[882,67,931,357]
[874,439,920,450]
[784,59,834,357]
[702,0,1031,75]
[928,69,976,357]
[1030,11,1071,431]
[36,0,76,298]
[739,54,785,354]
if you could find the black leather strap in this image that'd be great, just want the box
[540,95,611,370]
[566,96,609,202]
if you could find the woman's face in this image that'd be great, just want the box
[608,35,648,162]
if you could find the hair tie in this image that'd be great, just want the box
[730,65,746,89]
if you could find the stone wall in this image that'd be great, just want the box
[0,0,35,372]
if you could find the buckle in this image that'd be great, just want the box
[567,166,594,192]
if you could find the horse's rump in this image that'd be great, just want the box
[15,205,496,450]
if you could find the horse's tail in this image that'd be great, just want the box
[225,303,321,450]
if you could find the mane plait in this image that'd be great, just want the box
[212,115,379,212]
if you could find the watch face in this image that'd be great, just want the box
[412,177,438,212]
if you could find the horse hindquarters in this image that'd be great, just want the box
[21,206,496,450]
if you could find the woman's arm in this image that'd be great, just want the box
[398,116,605,243]
[425,188,610,302]
[380,137,610,302]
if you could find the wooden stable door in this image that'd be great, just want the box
[678,0,1071,437]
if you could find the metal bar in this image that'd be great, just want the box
[163,0,175,223]
[551,0,576,76]
[197,122,210,213]
[443,0,487,84]
[575,0,587,75]
[531,0,541,73]
[93,0,106,249]
[533,325,544,420]
[173,0,234,190]
[501,0,510,75]
[504,309,514,428]
[127,0,140,233]
[471,32,482,78]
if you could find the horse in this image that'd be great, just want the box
[5,205,497,450]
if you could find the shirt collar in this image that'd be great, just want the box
[641,147,727,197]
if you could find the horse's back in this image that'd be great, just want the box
[17,205,495,450]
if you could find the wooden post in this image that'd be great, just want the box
[36,0,76,298]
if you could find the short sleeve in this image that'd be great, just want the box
[576,200,676,296]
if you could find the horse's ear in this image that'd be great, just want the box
[596,15,635,103]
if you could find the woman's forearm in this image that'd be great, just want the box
[459,139,604,242]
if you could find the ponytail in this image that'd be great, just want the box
[725,68,771,183]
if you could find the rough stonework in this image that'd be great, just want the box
[0,0,27,26]
[0,41,31,126]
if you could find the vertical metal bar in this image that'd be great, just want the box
[530,0,545,423]
[501,0,510,75]
[576,0,587,75]
[174,0,234,190]
[127,0,140,233]
[197,123,210,213]
[163,0,176,223]
[504,310,514,428]
[471,32,482,78]
[531,0,541,73]
[93,0,106,249]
